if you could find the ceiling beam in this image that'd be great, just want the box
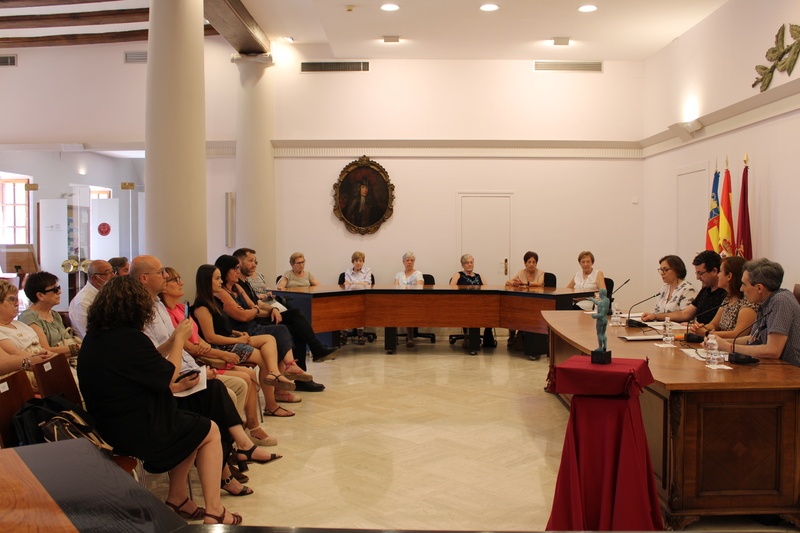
[0,25,219,48]
[0,0,115,7]
[0,8,149,30]
[204,0,269,55]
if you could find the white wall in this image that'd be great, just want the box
[643,0,800,136]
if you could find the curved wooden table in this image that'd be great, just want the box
[543,310,800,530]
[274,284,593,354]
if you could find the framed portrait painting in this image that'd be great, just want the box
[333,156,395,234]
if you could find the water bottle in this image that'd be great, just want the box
[705,334,719,367]
[611,304,621,327]
[663,317,674,346]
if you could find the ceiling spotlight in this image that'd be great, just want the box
[480,4,499,11]
[578,5,597,12]
[381,4,400,11]
[552,37,570,46]
[383,35,401,43]
[283,37,296,43]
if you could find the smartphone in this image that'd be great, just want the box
[184,300,191,321]
[175,370,200,383]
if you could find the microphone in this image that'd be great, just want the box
[612,278,630,295]
[728,311,770,365]
[684,302,728,343]
[627,293,659,328]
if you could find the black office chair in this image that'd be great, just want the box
[571,276,614,312]
[337,272,377,344]
[397,274,436,344]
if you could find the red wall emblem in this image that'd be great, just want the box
[98,223,111,237]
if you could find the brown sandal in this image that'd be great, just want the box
[204,507,242,525]
[263,372,296,391]
[166,497,205,520]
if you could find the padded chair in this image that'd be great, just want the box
[794,284,800,305]
[0,370,35,448]
[32,352,82,408]
[604,277,615,313]
[337,272,377,344]
[397,274,436,344]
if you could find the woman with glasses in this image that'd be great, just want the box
[19,271,79,357]
[277,252,321,289]
[0,278,56,379]
[641,255,696,321]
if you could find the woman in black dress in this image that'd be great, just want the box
[78,276,243,525]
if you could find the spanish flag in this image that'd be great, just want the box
[705,170,720,252]
[718,168,736,257]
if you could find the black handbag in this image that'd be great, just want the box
[12,394,95,446]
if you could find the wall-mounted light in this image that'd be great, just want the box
[381,4,400,11]
[480,4,499,11]
[383,36,401,43]
[668,119,704,142]
[578,5,597,13]
[552,37,570,46]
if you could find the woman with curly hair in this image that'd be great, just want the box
[78,275,243,525]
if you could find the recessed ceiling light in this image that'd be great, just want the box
[283,37,296,43]
[552,37,570,46]
[383,35,401,43]
[578,5,597,12]
[381,4,400,11]
[480,4,499,11]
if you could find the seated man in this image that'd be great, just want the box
[109,256,130,276]
[233,247,339,393]
[714,258,800,367]
[68,259,115,338]
[642,250,726,324]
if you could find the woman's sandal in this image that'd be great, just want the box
[228,462,249,483]
[263,405,295,417]
[221,475,254,496]
[246,427,278,446]
[165,497,205,520]
[204,507,243,525]
[275,391,302,403]
[282,359,313,382]
[263,372,296,391]
[237,444,282,466]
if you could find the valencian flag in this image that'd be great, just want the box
[736,155,752,260]
[705,170,720,252]
[718,167,736,257]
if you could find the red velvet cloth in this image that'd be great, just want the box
[546,356,664,531]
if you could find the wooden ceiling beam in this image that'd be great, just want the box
[0,0,115,7]
[0,25,218,48]
[0,8,149,30]
[204,0,269,55]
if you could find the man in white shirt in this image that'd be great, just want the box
[68,259,114,339]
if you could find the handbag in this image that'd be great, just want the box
[56,327,81,366]
[42,410,114,457]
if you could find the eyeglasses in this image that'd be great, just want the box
[144,269,166,277]
[695,270,710,277]
[167,277,182,284]
[657,268,672,274]
[4,296,18,304]
[42,286,61,294]
[93,270,114,277]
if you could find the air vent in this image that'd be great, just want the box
[534,61,602,72]
[301,62,369,73]
[125,51,148,64]
[0,55,17,67]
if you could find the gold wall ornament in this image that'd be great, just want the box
[333,156,395,235]
[753,23,800,92]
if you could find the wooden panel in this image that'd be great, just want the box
[640,386,669,492]
[500,294,553,333]
[365,293,499,327]
[0,449,78,532]
[682,390,798,509]
[310,293,365,332]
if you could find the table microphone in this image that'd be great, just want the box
[684,302,727,343]
[612,279,630,295]
[728,311,770,365]
[626,293,659,328]
[605,278,630,315]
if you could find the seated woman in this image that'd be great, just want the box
[689,256,758,339]
[394,251,424,348]
[341,251,373,345]
[505,251,545,347]
[277,252,321,289]
[194,264,303,418]
[19,271,80,358]
[160,267,277,446]
[565,251,606,310]
[77,276,242,525]
[449,254,493,348]
[640,255,697,322]
[0,279,56,382]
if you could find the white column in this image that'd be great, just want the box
[232,54,275,265]
[144,0,207,281]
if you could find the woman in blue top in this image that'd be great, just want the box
[394,251,424,347]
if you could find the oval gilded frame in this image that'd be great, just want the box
[333,155,395,235]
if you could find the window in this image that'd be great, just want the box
[0,178,29,244]
[89,186,112,200]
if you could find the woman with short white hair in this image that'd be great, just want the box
[394,251,424,347]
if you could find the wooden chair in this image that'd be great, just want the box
[31,353,82,408]
[0,370,35,448]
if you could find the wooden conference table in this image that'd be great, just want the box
[544,310,800,531]
[274,284,594,354]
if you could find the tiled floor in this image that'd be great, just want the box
[149,331,798,531]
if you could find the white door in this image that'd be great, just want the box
[90,198,120,260]
[458,194,513,285]
[677,163,709,263]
